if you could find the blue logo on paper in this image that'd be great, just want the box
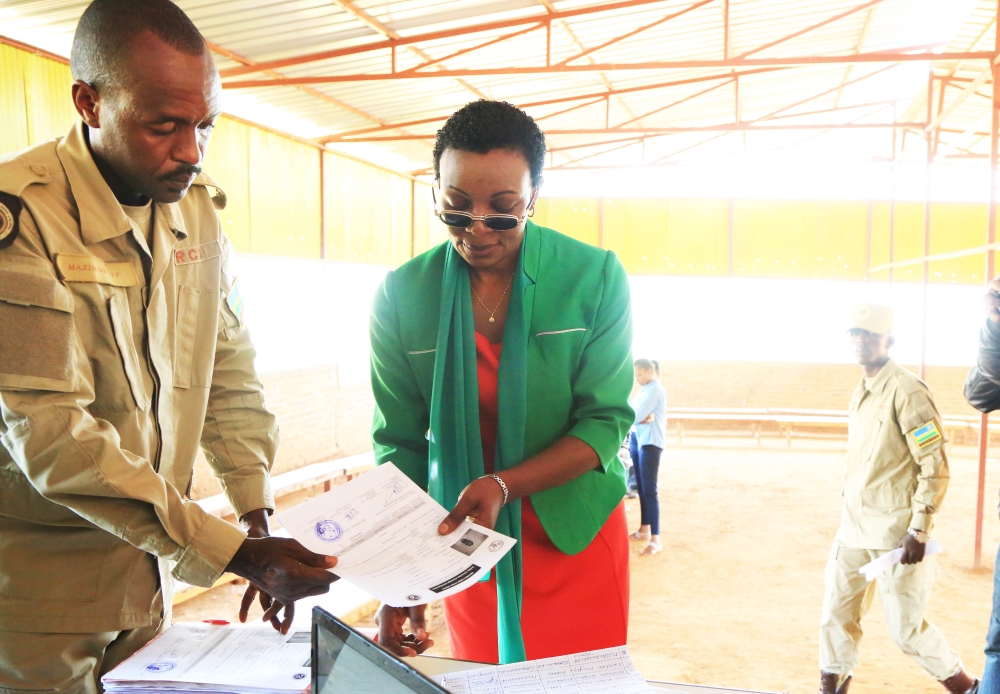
[314,519,343,543]
[146,662,175,673]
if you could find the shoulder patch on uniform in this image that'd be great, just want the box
[226,277,244,326]
[910,420,943,449]
[0,192,22,250]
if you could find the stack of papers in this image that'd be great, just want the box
[277,462,516,607]
[858,539,942,582]
[102,623,311,694]
[434,646,654,693]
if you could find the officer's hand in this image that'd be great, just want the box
[983,275,1000,323]
[226,536,338,607]
[376,604,434,657]
[439,477,505,534]
[899,533,926,565]
[236,509,297,634]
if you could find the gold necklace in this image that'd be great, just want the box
[471,272,515,323]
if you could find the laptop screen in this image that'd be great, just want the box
[312,607,449,694]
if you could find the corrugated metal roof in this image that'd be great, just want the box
[0,0,995,174]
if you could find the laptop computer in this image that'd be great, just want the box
[312,606,450,694]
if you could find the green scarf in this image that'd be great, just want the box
[427,236,532,664]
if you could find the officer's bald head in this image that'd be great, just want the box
[70,0,208,99]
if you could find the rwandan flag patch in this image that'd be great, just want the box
[226,277,244,326]
[911,420,943,449]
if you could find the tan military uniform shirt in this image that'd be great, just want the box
[0,123,277,633]
[836,359,949,549]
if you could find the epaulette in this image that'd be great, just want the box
[0,158,50,250]
[893,367,930,397]
[0,156,53,198]
[192,171,227,211]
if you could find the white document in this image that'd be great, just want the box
[277,462,516,607]
[858,539,942,582]
[101,623,311,692]
[434,646,653,694]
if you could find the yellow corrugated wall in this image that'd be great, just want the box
[21,51,76,146]
[202,117,252,253]
[248,129,322,258]
[0,44,76,154]
[323,154,413,266]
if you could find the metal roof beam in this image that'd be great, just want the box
[614,78,734,128]
[924,63,994,133]
[557,0,715,66]
[736,0,887,60]
[205,41,388,126]
[225,49,989,88]
[318,67,786,142]
[219,0,674,78]
[343,122,928,141]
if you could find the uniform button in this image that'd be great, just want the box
[29,164,46,176]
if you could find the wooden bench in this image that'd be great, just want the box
[172,452,376,606]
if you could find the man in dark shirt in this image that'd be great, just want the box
[964,275,1000,694]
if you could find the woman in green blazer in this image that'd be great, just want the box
[370,101,634,665]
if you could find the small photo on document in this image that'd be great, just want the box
[451,528,488,556]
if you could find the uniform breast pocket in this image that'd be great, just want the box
[859,409,886,463]
[174,285,219,389]
[82,288,149,413]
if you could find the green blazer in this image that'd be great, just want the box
[370,221,634,554]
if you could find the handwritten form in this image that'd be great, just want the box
[435,647,654,694]
[277,462,515,607]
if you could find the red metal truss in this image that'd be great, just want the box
[319,67,787,142]
[219,0,678,78]
[223,48,988,88]
[557,0,716,66]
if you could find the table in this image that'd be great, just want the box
[411,655,784,694]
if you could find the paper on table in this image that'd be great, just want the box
[276,462,516,607]
[434,646,653,694]
[101,623,311,693]
[858,539,942,582]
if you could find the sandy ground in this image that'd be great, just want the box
[176,437,999,694]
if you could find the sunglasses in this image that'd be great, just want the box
[436,210,525,231]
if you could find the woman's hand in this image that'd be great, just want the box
[438,476,507,535]
[376,604,434,657]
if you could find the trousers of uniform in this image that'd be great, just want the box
[0,623,162,694]
[819,542,963,681]
[629,433,662,536]
[980,542,1000,694]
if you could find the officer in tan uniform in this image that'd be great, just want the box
[818,304,977,694]
[0,2,338,692]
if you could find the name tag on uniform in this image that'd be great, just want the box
[55,254,139,287]
[174,240,222,266]
[910,420,943,449]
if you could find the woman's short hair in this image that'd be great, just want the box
[634,358,657,374]
[433,100,547,186]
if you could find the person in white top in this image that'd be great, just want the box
[628,359,667,556]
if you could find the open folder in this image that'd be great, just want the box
[102,623,312,694]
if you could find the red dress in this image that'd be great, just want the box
[441,332,630,663]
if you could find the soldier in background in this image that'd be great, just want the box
[0,1,337,691]
[818,304,978,694]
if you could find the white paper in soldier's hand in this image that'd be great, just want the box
[276,462,515,607]
[858,539,942,582]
